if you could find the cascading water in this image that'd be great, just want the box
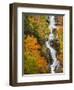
[45,16,60,73]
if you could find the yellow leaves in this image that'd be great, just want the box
[28,16,35,22]
[36,57,48,73]
[24,35,41,50]
[56,26,63,68]
[37,57,47,67]
[56,26,63,52]
[26,15,50,40]
[24,34,49,73]
[24,15,63,74]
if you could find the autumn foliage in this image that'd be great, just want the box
[24,35,49,74]
[24,15,63,74]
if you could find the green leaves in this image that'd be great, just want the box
[24,15,50,41]
[24,15,63,74]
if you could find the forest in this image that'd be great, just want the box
[23,15,63,74]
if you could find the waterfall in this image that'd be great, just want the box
[45,16,60,74]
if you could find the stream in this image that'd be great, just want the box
[45,16,60,73]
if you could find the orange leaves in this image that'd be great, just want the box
[24,34,49,74]
[56,25,63,69]
[24,15,64,74]
[37,57,48,72]
[56,26,63,52]
[24,35,41,50]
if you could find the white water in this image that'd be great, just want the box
[45,16,60,73]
